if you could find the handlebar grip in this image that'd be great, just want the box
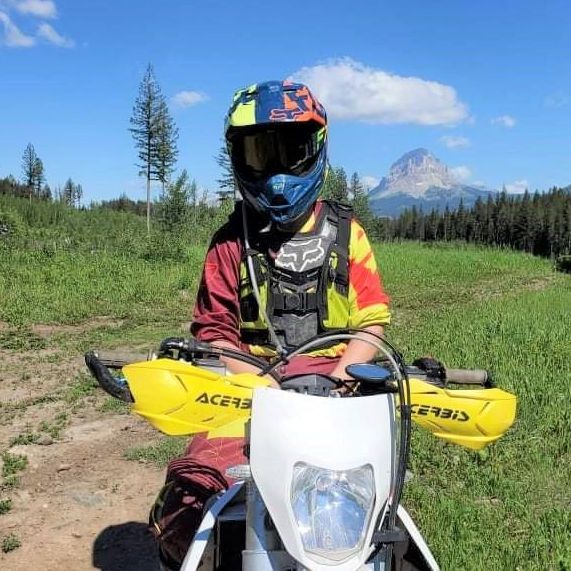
[445,368,491,386]
[95,352,151,369]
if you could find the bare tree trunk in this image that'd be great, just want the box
[146,176,151,236]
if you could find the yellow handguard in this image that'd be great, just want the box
[123,360,516,450]
[123,359,271,437]
[408,377,517,450]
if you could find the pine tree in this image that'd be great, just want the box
[454,199,466,240]
[130,63,169,235]
[158,169,192,232]
[442,205,452,241]
[74,183,83,208]
[21,143,38,200]
[349,172,375,234]
[41,184,52,201]
[62,178,75,207]
[215,143,237,201]
[513,190,535,252]
[155,98,179,192]
[33,157,45,198]
[321,165,349,202]
[494,190,510,246]
[426,209,440,240]
[472,197,485,243]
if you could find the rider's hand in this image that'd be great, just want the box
[412,356,445,378]
[329,376,358,396]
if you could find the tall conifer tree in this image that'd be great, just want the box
[215,143,237,201]
[130,64,176,234]
[21,143,39,201]
[155,98,179,192]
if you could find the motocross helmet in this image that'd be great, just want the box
[225,80,328,227]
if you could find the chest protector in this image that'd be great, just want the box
[239,201,352,350]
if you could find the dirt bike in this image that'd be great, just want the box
[85,330,517,571]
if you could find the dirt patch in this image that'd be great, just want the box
[0,339,168,570]
[31,317,125,338]
[473,274,559,301]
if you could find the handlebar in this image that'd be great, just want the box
[385,363,494,388]
[94,352,151,369]
[85,336,496,404]
[445,368,491,386]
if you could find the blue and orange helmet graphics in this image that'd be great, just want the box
[226,80,326,129]
[225,80,328,227]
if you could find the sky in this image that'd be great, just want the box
[1,0,570,204]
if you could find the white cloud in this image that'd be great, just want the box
[440,135,470,149]
[37,22,72,47]
[491,115,516,128]
[361,175,380,190]
[290,58,469,126]
[544,91,568,109]
[0,10,35,46]
[171,90,209,108]
[504,179,528,194]
[1,2,73,48]
[13,0,56,18]
[450,165,472,182]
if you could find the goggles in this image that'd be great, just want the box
[228,123,324,182]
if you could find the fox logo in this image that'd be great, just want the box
[270,91,309,121]
[276,239,326,272]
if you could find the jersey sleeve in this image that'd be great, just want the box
[347,220,391,328]
[190,225,243,347]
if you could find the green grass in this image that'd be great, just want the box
[9,431,39,446]
[1,533,21,553]
[1,452,28,478]
[1,452,28,491]
[99,396,130,414]
[0,327,46,350]
[37,412,69,440]
[124,437,187,468]
[373,243,571,570]
[0,239,569,569]
[0,498,12,515]
[0,247,206,326]
[62,373,98,403]
[375,242,558,321]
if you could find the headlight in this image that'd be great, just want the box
[291,463,375,562]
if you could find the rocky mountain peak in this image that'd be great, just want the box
[371,148,457,199]
[368,148,495,217]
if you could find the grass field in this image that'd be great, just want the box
[378,244,571,570]
[0,240,569,569]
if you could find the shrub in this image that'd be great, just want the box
[2,533,21,553]
[0,207,24,245]
[555,254,571,273]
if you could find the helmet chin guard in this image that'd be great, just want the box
[236,151,328,228]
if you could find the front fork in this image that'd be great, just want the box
[243,480,296,570]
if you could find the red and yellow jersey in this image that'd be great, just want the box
[191,201,390,357]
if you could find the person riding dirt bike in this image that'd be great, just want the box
[151,80,392,570]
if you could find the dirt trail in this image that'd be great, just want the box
[0,334,166,570]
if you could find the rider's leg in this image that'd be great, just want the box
[150,433,247,569]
